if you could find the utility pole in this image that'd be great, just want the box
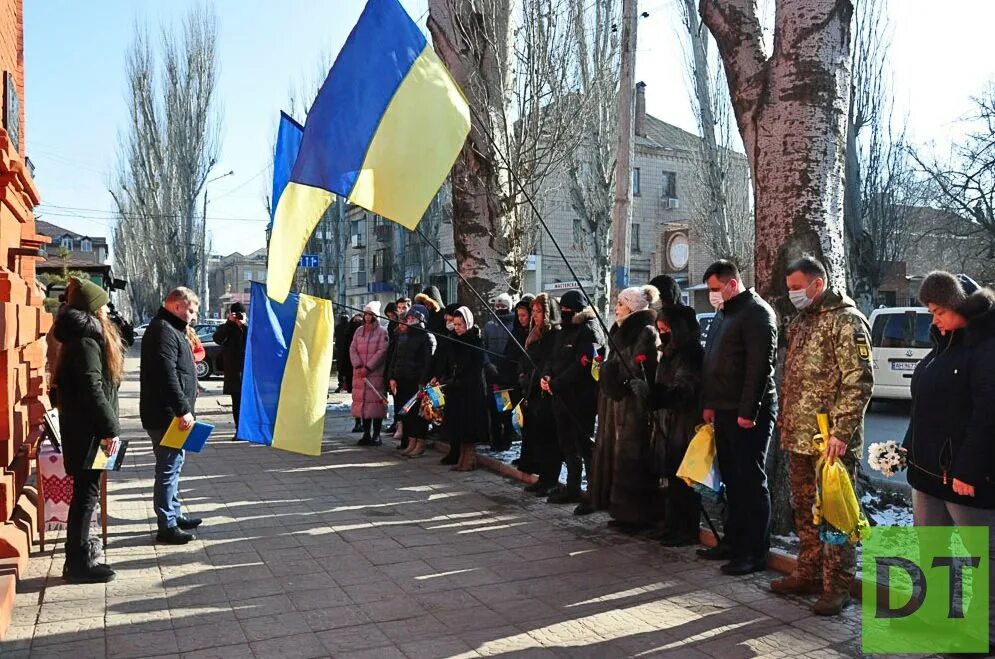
[609,0,638,303]
[202,170,234,316]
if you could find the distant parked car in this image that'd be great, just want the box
[195,338,225,380]
[868,306,931,401]
[134,323,149,339]
[696,312,716,348]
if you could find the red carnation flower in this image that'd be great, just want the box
[580,354,590,367]
[634,354,648,365]
[594,355,604,363]
[491,384,500,393]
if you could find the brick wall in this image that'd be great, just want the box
[0,0,45,640]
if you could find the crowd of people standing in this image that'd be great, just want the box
[334,255,993,628]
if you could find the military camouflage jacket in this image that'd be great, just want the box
[778,290,874,457]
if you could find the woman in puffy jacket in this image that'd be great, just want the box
[52,278,124,583]
[904,272,995,652]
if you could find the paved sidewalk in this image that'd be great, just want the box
[6,364,879,658]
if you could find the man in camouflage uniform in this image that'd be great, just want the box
[771,255,874,616]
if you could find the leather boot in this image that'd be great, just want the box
[770,574,822,596]
[452,444,477,471]
[812,590,851,616]
[407,439,426,458]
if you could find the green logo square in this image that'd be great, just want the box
[862,526,989,654]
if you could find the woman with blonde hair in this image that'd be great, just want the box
[52,277,124,582]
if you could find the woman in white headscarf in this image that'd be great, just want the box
[590,286,663,534]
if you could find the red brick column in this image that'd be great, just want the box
[0,126,45,639]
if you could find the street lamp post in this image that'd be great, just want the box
[203,170,234,316]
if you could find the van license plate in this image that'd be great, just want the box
[891,361,918,371]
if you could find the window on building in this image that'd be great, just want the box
[662,171,677,199]
[631,224,641,253]
[573,218,583,245]
[351,254,367,287]
[60,236,73,250]
[632,168,641,196]
[80,238,92,253]
[351,218,364,246]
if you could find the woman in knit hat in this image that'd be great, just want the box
[904,271,995,651]
[434,306,488,470]
[51,277,123,583]
[386,304,436,457]
[590,285,663,533]
[350,301,389,445]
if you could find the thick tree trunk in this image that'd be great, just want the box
[427,0,517,313]
[701,0,854,534]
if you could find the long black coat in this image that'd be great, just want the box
[545,307,603,439]
[140,307,198,431]
[212,320,247,395]
[649,305,704,478]
[591,309,662,524]
[53,309,121,475]
[904,289,995,508]
[439,326,488,446]
[518,325,560,476]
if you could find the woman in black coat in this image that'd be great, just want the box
[52,278,123,583]
[518,293,562,496]
[434,306,488,471]
[212,302,248,430]
[340,314,364,432]
[904,273,995,650]
[647,304,704,546]
[387,304,436,457]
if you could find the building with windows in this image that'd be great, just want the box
[207,248,267,318]
[35,220,108,264]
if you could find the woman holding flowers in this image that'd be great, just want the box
[591,285,662,533]
[904,271,995,651]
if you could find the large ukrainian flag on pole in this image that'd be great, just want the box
[266,0,471,303]
[238,282,335,456]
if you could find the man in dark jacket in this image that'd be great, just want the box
[213,302,248,436]
[700,260,778,575]
[542,290,604,507]
[140,287,201,545]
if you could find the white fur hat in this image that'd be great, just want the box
[618,286,651,313]
[363,300,382,316]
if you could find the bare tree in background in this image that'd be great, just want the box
[701,0,854,535]
[913,85,995,275]
[679,0,754,273]
[111,8,221,319]
[566,0,621,315]
[842,0,918,312]
[428,0,590,310]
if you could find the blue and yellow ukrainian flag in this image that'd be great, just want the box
[267,112,305,235]
[238,282,335,456]
[266,0,471,302]
[425,386,446,409]
[511,402,525,434]
[493,389,513,412]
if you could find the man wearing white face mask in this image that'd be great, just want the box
[700,259,778,576]
[772,255,873,615]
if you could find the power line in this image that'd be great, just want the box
[36,203,268,224]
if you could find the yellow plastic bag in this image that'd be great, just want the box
[812,413,870,545]
[676,423,723,497]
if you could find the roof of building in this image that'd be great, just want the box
[35,220,108,244]
[638,114,701,152]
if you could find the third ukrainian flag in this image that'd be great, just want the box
[266,0,471,302]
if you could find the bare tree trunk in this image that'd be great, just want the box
[701,0,854,534]
[428,0,517,312]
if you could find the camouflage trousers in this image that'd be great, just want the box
[788,451,856,594]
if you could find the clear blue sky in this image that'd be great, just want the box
[24,1,995,257]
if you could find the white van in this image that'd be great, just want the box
[868,307,933,400]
